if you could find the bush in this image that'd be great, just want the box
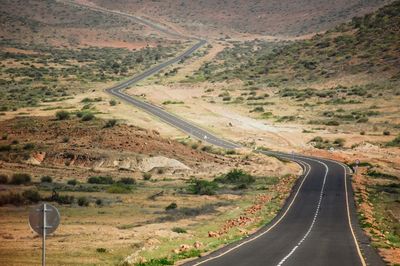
[172,227,187,234]
[191,143,199,150]
[325,120,340,126]
[51,192,74,205]
[96,248,107,253]
[77,196,89,207]
[0,145,11,152]
[386,135,400,147]
[383,130,391,136]
[165,202,177,211]
[95,199,103,206]
[188,179,218,195]
[56,110,70,120]
[81,113,94,121]
[67,179,77,186]
[109,99,117,106]
[10,173,31,185]
[23,143,35,150]
[143,172,152,180]
[41,176,53,183]
[0,192,24,206]
[333,138,345,147]
[107,183,132,194]
[104,119,117,128]
[87,176,114,184]
[214,169,255,186]
[22,189,41,203]
[0,174,8,184]
[118,177,136,185]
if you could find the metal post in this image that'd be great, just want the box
[42,203,46,266]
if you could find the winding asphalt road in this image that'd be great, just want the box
[67,2,384,265]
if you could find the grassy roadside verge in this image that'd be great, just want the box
[352,166,400,265]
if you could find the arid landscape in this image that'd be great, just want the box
[0,0,399,265]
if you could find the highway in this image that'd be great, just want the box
[66,2,384,265]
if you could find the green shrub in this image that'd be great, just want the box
[191,143,199,149]
[77,196,89,207]
[23,143,35,150]
[87,176,114,184]
[107,183,132,194]
[188,179,218,195]
[22,189,41,203]
[0,145,11,152]
[104,119,117,128]
[172,227,187,234]
[10,173,31,185]
[118,177,136,185]
[67,179,77,186]
[143,172,152,180]
[0,174,8,184]
[0,192,24,206]
[165,202,177,211]
[81,113,95,121]
[96,248,107,253]
[383,130,391,136]
[325,120,340,126]
[41,176,53,183]
[95,199,103,206]
[109,99,117,106]
[333,138,345,147]
[214,169,255,186]
[51,192,74,205]
[386,135,400,147]
[367,170,397,180]
[56,110,70,120]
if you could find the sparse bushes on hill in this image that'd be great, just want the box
[188,179,218,195]
[0,174,8,184]
[214,169,255,186]
[104,119,117,128]
[165,202,177,211]
[22,189,41,203]
[67,179,77,186]
[10,173,31,185]
[77,196,89,207]
[118,177,136,185]
[87,176,114,184]
[143,172,152,180]
[41,176,53,183]
[81,113,95,121]
[56,110,70,120]
[107,183,132,194]
[386,135,400,147]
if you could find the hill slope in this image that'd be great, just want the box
[90,0,392,37]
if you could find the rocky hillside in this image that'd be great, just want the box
[90,0,392,36]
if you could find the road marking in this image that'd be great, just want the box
[340,162,367,266]
[191,159,312,266]
[276,154,367,266]
[276,158,328,266]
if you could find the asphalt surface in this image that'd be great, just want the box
[67,2,384,265]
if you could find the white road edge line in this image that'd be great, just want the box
[191,159,312,266]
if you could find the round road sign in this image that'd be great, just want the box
[29,203,60,236]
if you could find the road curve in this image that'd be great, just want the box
[66,2,384,265]
[104,46,383,266]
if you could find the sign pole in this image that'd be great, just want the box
[42,203,46,266]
